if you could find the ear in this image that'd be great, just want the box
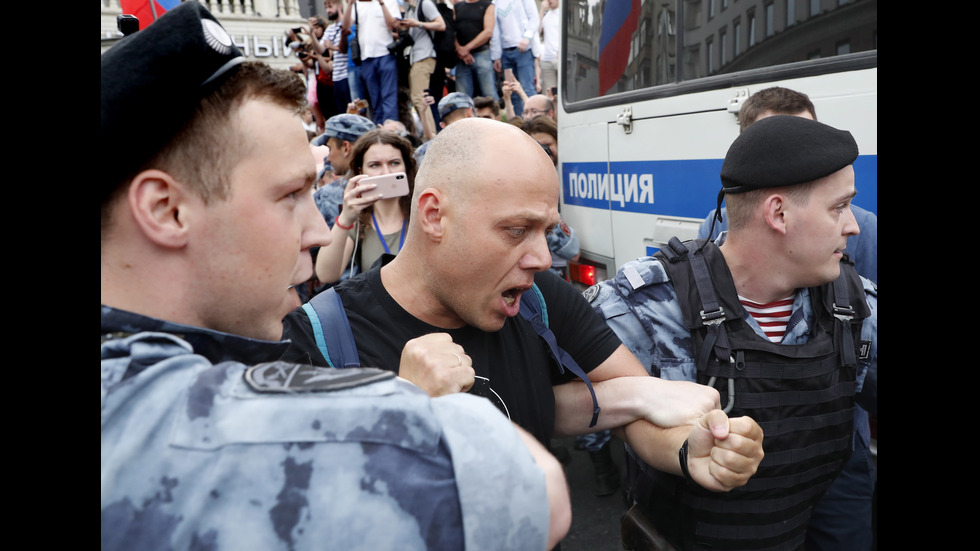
[762,193,788,234]
[127,169,196,249]
[416,188,446,241]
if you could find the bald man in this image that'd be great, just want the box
[283,118,764,495]
[523,93,556,120]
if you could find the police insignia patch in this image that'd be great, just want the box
[559,220,571,236]
[245,362,394,393]
[582,284,600,303]
[858,340,872,361]
[201,18,234,55]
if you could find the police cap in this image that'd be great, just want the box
[101,2,245,203]
[314,114,377,145]
[438,92,475,119]
[720,115,859,194]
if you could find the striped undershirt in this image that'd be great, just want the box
[739,294,796,343]
[324,23,348,81]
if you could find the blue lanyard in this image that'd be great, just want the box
[372,212,406,255]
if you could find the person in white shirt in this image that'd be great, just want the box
[490,0,539,117]
[343,0,402,124]
[538,0,560,94]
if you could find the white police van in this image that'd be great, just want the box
[557,0,877,287]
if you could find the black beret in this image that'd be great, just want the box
[101,2,245,202]
[720,115,858,193]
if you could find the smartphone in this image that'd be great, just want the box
[362,172,409,200]
[504,68,516,83]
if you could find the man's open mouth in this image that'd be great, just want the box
[502,284,532,307]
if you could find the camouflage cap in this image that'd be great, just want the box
[438,92,475,119]
[101,1,245,203]
[316,114,377,144]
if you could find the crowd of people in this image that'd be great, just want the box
[287,0,562,142]
[102,3,877,551]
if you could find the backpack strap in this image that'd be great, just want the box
[657,237,738,412]
[414,0,436,41]
[520,283,601,428]
[659,237,733,372]
[824,259,871,368]
[301,288,361,368]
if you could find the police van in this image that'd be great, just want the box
[557,0,877,287]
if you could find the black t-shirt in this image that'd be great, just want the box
[281,268,622,445]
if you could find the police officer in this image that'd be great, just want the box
[101,4,569,549]
[412,91,476,165]
[696,86,878,551]
[590,115,878,551]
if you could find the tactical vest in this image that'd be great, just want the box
[627,238,870,551]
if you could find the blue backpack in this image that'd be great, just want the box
[302,284,601,427]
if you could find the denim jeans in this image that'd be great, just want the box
[361,54,399,125]
[500,47,536,117]
[454,48,497,101]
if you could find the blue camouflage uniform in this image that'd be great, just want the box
[547,219,579,278]
[586,235,877,549]
[314,178,346,229]
[101,305,549,551]
[588,240,877,395]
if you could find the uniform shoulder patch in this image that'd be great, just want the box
[244,362,394,393]
[559,220,572,236]
[582,284,601,303]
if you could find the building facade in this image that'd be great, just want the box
[101,0,321,71]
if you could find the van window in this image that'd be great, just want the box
[564,0,877,104]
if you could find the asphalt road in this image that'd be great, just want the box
[553,435,629,551]
[553,434,879,551]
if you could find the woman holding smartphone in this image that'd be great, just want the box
[315,129,417,284]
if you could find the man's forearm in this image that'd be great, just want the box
[622,419,689,476]
[552,377,651,437]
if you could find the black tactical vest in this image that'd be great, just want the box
[628,238,871,551]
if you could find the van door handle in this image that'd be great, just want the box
[616,106,633,134]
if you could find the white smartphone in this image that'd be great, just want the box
[361,172,409,200]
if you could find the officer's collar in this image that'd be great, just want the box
[101,305,290,365]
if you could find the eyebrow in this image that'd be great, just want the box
[837,189,858,204]
[498,209,556,227]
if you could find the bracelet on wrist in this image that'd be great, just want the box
[678,439,695,484]
[335,219,355,231]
